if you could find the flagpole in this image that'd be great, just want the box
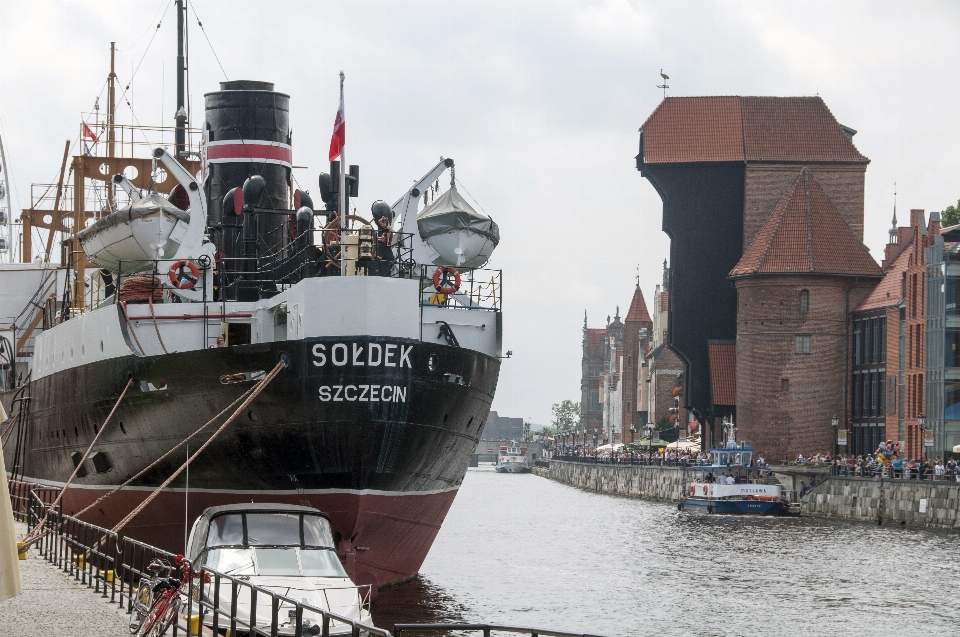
[338,70,346,276]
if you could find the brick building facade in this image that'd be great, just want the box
[581,289,653,446]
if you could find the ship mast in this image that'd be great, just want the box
[175,0,187,159]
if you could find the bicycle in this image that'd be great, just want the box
[128,555,191,637]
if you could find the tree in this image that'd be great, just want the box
[550,400,581,433]
[942,200,960,228]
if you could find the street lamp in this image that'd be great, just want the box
[831,414,839,459]
[918,413,927,463]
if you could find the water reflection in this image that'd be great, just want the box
[373,465,960,636]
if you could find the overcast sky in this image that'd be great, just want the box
[2,1,960,426]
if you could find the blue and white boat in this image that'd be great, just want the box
[679,420,784,515]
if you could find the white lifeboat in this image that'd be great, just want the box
[77,191,190,274]
[417,184,499,269]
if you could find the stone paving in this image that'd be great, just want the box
[0,521,130,637]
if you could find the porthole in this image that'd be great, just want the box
[428,354,438,372]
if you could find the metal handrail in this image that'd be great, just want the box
[10,479,595,637]
[393,624,612,637]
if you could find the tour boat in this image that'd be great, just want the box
[679,421,783,515]
[495,444,531,473]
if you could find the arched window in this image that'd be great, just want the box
[800,289,809,313]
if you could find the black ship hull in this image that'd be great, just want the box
[3,336,499,589]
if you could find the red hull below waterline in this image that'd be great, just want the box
[35,482,458,590]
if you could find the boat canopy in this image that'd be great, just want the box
[417,185,500,244]
[76,192,189,242]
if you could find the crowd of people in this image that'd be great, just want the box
[792,440,960,482]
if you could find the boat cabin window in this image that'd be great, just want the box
[205,512,335,549]
[247,513,301,546]
[207,514,244,547]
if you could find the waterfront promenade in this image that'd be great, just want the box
[538,459,960,528]
[0,522,128,637]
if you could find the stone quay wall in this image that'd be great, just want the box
[534,460,690,502]
[802,476,960,529]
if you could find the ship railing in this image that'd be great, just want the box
[419,265,502,311]
[392,624,611,637]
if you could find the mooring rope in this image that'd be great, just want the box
[0,410,21,450]
[73,380,260,518]
[109,359,286,535]
[27,377,134,539]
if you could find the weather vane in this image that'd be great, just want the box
[658,69,670,99]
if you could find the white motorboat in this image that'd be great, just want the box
[187,504,374,636]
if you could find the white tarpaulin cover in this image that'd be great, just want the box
[417,186,500,244]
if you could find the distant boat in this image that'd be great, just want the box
[495,443,531,473]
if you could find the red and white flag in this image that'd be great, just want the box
[82,122,98,141]
[328,81,345,161]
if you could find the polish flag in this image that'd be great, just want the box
[328,83,345,161]
[82,122,98,141]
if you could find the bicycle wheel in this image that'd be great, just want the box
[129,581,153,634]
[149,595,181,637]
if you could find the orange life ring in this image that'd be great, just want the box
[701,485,708,496]
[168,260,200,289]
[432,266,461,294]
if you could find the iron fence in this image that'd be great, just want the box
[8,479,609,637]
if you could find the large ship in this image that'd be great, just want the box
[1,7,503,593]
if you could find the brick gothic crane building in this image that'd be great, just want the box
[637,96,881,461]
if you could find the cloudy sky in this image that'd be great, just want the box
[2,1,959,425]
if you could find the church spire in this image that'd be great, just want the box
[888,183,898,245]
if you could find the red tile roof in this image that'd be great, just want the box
[855,246,910,312]
[708,341,736,406]
[740,97,868,163]
[625,287,652,323]
[639,97,744,164]
[640,96,868,165]
[729,168,882,279]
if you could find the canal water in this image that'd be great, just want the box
[372,465,960,636]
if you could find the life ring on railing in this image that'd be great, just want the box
[701,485,708,496]
[168,260,200,289]
[432,266,461,294]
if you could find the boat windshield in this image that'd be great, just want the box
[205,512,335,549]
[201,547,348,577]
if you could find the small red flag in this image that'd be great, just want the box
[82,122,97,141]
[328,84,345,162]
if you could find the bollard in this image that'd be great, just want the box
[105,569,114,583]
[73,555,85,569]
[187,614,201,636]
[16,542,25,561]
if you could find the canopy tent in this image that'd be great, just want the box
[596,443,625,452]
[665,439,702,451]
